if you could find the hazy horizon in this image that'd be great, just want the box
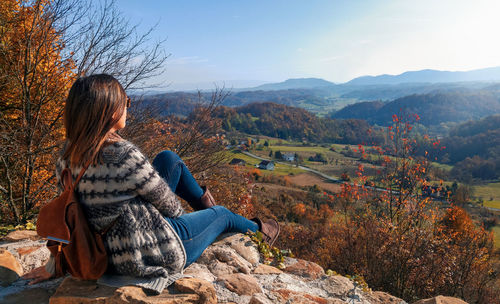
[120,0,500,91]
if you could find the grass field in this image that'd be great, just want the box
[268,144,332,154]
[431,162,454,171]
[227,150,306,176]
[473,182,500,209]
[241,140,500,249]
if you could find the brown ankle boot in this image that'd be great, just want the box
[199,186,216,210]
[252,218,280,246]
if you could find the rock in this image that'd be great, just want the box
[214,233,260,266]
[198,245,253,276]
[273,288,344,304]
[213,247,252,274]
[17,245,51,274]
[283,257,325,280]
[49,276,200,304]
[365,290,406,304]
[0,248,23,286]
[249,293,274,304]
[16,245,43,256]
[218,273,262,296]
[174,277,217,304]
[112,285,199,304]
[253,264,283,274]
[412,295,468,304]
[49,277,116,304]
[4,230,40,242]
[321,275,354,298]
[207,260,237,278]
[184,263,216,282]
[1,287,53,304]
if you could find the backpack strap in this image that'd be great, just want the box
[67,146,119,234]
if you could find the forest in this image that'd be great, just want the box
[421,115,500,181]
[211,102,384,145]
[332,90,500,126]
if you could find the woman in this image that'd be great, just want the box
[23,74,279,292]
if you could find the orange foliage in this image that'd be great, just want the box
[0,0,76,223]
[273,114,499,303]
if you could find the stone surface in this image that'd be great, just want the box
[283,257,325,280]
[218,273,262,296]
[207,260,237,278]
[0,239,51,274]
[412,295,468,304]
[184,263,216,283]
[17,245,51,274]
[49,277,117,303]
[249,293,274,304]
[0,248,23,286]
[365,290,406,304]
[0,232,413,304]
[16,245,42,256]
[214,233,261,266]
[3,230,40,242]
[253,264,283,274]
[273,288,344,304]
[49,276,200,304]
[198,245,253,276]
[321,275,354,298]
[213,247,252,274]
[1,287,53,304]
[174,277,217,304]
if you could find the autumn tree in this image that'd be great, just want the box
[0,0,168,224]
[275,113,499,303]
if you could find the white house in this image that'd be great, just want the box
[283,153,295,162]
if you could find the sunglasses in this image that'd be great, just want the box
[126,96,131,108]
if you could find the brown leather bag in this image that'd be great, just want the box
[37,163,116,280]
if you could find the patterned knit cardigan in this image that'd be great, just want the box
[55,140,186,280]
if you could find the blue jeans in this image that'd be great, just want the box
[165,206,258,267]
[153,151,258,267]
[152,150,204,204]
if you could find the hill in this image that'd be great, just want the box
[346,66,500,85]
[212,102,384,144]
[332,90,500,126]
[245,78,335,91]
[422,115,500,181]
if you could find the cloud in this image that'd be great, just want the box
[168,56,209,65]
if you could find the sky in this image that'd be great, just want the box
[119,0,500,91]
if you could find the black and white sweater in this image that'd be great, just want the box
[53,140,186,286]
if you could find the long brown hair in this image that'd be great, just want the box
[63,74,127,167]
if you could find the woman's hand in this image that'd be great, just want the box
[21,265,53,285]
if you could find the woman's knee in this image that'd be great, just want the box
[152,150,181,168]
[211,205,230,216]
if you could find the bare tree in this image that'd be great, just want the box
[122,86,230,175]
[0,0,168,224]
[62,0,168,89]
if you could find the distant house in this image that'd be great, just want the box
[258,160,274,170]
[282,153,295,162]
[229,158,246,166]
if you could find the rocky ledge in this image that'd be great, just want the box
[0,230,468,304]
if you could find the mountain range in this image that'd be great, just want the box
[133,66,500,130]
[345,66,500,86]
[238,66,500,92]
